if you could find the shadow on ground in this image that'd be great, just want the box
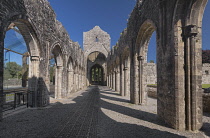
[0,86,208,137]
[201,112,210,137]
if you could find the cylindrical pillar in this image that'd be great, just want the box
[124,67,128,96]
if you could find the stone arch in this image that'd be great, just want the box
[179,0,208,131]
[2,16,43,107]
[51,43,64,99]
[67,56,74,96]
[114,56,120,92]
[85,48,108,59]
[51,42,64,67]
[136,20,157,61]
[74,61,79,91]
[168,0,209,131]
[187,0,208,26]
[87,51,107,86]
[90,64,104,85]
[134,19,157,105]
[120,46,131,97]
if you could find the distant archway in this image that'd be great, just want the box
[3,19,41,107]
[87,51,106,85]
[51,43,63,99]
[90,64,104,85]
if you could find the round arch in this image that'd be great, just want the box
[181,0,208,131]
[67,56,74,96]
[86,51,107,86]
[90,64,104,85]
[50,43,64,99]
[134,19,157,105]
[2,16,43,107]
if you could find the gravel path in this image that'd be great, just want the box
[98,86,210,138]
[0,86,209,138]
[0,86,99,138]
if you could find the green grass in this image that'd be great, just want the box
[147,84,210,88]
[202,84,210,89]
[147,84,157,86]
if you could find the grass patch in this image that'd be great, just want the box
[147,84,157,86]
[202,84,210,89]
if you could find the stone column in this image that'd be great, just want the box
[183,25,202,131]
[79,73,81,89]
[113,71,115,90]
[22,54,28,87]
[73,71,76,92]
[109,74,111,87]
[132,55,139,104]
[55,66,63,99]
[76,72,79,91]
[0,40,2,121]
[110,72,113,89]
[78,72,80,90]
[115,69,120,92]
[83,73,85,89]
[80,73,83,89]
[82,72,84,88]
[28,56,39,107]
[124,67,128,96]
[138,56,147,105]
[68,70,73,95]
[107,75,109,86]
[120,64,124,96]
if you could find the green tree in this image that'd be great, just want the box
[4,62,22,78]
[4,69,11,80]
[149,60,155,63]
[50,66,55,83]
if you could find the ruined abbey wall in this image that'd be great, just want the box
[0,0,86,120]
[0,0,208,133]
[146,63,210,85]
[107,0,207,131]
[83,26,110,85]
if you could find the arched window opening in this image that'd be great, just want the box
[90,64,103,85]
[95,36,99,42]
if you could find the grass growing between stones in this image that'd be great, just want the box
[147,84,210,89]
[202,84,210,88]
[147,84,157,86]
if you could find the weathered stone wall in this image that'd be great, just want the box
[147,85,157,98]
[107,0,206,131]
[203,93,210,112]
[147,86,210,113]
[145,63,156,85]
[0,0,86,118]
[202,63,210,84]
[3,79,22,87]
[146,63,210,85]
[84,26,110,85]
[84,26,110,58]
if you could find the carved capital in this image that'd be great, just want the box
[123,67,128,71]
[183,25,198,38]
[31,56,39,61]
[68,69,74,72]
[137,56,144,61]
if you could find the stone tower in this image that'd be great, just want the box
[83,26,110,86]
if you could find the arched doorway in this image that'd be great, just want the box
[50,44,63,99]
[2,20,41,109]
[87,51,107,85]
[90,64,104,85]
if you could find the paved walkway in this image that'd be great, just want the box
[0,86,209,138]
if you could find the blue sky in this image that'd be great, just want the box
[48,0,210,62]
[4,1,210,65]
[148,1,210,62]
[48,0,136,48]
